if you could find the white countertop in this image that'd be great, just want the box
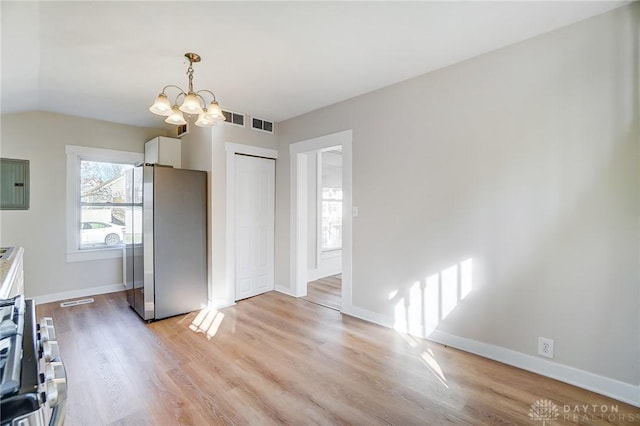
[0,247,24,299]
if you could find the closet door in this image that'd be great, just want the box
[234,154,275,300]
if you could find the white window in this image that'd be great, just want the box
[320,150,342,252]
[66,145,143,262]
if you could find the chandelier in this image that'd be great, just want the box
[149,52,226,127]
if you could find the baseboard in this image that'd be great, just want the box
[427,329,640,408]
[275,284,298,297]
[209,299,236,310]
[341,303,393,328]
[341,304,640,408]
[34,283,125,305]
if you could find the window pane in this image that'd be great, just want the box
[322,188,343,201]
[321,201,342,251]
[80,160,133,204]
[79,161,139,250]
[80,206,126,248]
[127,206,143,245]
[321,150,342,251]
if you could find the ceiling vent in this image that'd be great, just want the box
[222,110,245,127]
[251,117,274,134]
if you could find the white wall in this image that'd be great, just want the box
[179,124,214,306]
[180,120,277,307]
[275,3,639,401]
[0,111,166,300]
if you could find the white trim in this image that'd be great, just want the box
[341,303,393,329]
[34,283,125,305]
[315,152,322,273]
[65,145,143,263]
[225,142,278,160]
[275,284,297,297]
[225,142,278,305]
[209,299,236,310]
[66,248,124,263]
[292,152,308,296]
[289,130,353,308]
[340,304,640,408]
[426,329,640,408]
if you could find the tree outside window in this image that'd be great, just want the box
[79,160,137,249]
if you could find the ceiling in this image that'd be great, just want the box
[1,1,629,129]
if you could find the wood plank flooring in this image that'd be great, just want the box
[36,291,640,425]
[302,274,342,311]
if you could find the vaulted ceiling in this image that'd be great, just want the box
[1,1,628,129]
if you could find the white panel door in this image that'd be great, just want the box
[235,154,275,301]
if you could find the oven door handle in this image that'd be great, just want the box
[49,397,67,426]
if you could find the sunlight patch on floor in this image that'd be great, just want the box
[189,308,225,339]
[420,348,448,388]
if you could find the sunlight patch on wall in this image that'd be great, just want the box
[190,308,225,340]
[441,265,458,319]
[393,258,474,337]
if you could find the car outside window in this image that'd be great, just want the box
[79,160,135,249]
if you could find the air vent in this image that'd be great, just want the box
[222,110,245,127]
[60,298,95,308]
[251,117,274,134]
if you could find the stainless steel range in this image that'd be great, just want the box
[0,295,67,426]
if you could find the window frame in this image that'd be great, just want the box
[66,145,143,263]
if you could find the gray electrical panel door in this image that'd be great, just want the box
[0,158,29,210]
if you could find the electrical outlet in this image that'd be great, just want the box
[538,337,554,359]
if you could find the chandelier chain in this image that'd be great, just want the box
[187,65,195,94]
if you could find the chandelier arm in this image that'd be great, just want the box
[172,92,187,107]
[196,89,217,103]
[161,84,186,95]
[196,93,208,109]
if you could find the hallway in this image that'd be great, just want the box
[302,274,341,310]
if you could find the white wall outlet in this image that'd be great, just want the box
[538,337,554,359]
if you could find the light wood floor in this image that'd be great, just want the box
[302,274,342,311]
[37,291,639,425]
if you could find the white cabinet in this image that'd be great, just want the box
[145,137,181,168]
[0,247,24,299]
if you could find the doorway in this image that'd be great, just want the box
[302,147,343,310]
[303,274,342,310]
[290,130,353,313]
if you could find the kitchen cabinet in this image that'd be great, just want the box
[144,137,181,168]
[0,247,24,299]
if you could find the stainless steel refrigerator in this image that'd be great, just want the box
[125,164,207,321]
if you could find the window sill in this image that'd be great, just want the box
[66,247,124,263]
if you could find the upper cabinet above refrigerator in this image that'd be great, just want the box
[145,136,181,168]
